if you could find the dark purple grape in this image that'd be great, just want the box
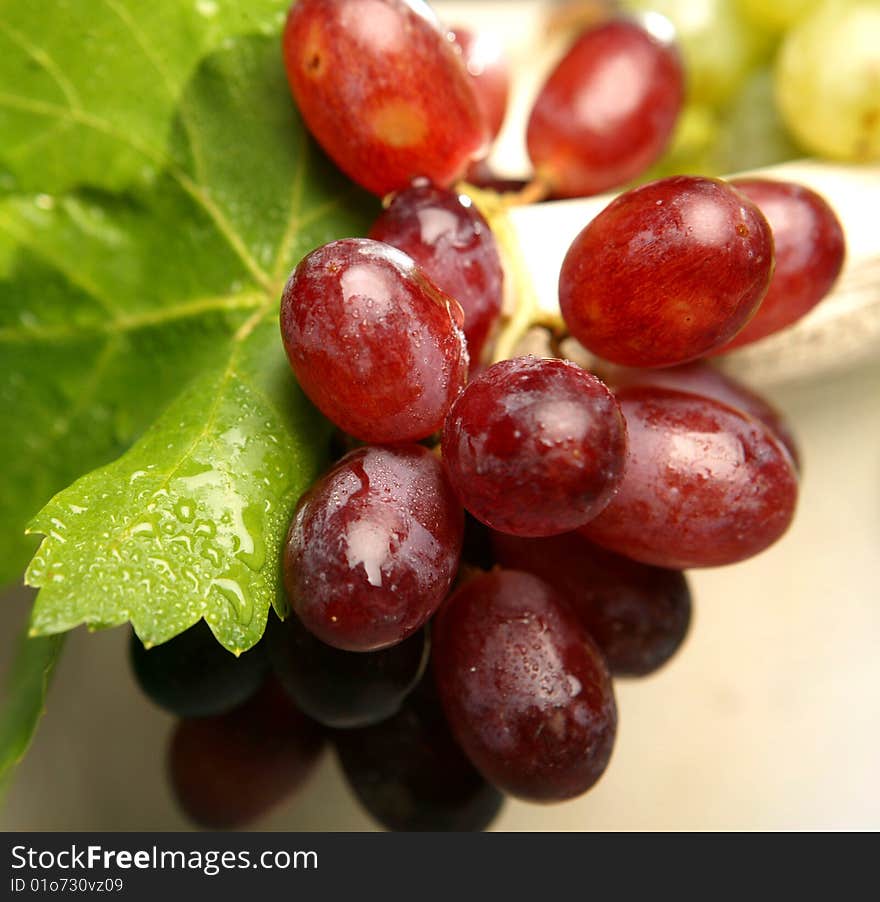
[368,180,503,365]
[527,18,684,197]
[491,531,691,677]
[441,356,627,537]
[168,680,324,830]
[267,612,428,729]
[461,157,530,194]
[280,238,468,443]
[460,512,495,571]
[433,570,617,802]
[282,0,487,196]
[283,444,464,652]
[581,387,799,568]
[334,680,504,832]
[129,621,268,719]
[559,176,775,367]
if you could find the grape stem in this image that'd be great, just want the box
[459,180,564,363]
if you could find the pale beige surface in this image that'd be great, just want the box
[3,0,880,832]
[4,357,880,831]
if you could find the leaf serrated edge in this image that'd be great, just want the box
[20,301,312,652]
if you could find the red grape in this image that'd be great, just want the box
[559,176,775,367]
[448,26,511,141]
[491,531,691,677]
[581,387,799,568]
[334,679,504,831]
[441,356,627,537]
[603,361,800,470]
[368,181,503,364]
[168,681,323,830]
[527,18,684,198]
[280,238,468,443]
[282,0,487,196]
[715,179,846,351]
[267,613,428,728]
[433,569,617,802]
[283,444,463,652]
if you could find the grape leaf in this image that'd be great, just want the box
[11,28,375,651]
[0,0,291,194]
[0,1,376,799]
[1,28,375,590]
[26,317,324,651]
[0,629,63,795]
[0,185,266,586]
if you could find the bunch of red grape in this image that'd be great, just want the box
[130,0,847,831]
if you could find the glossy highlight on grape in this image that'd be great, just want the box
[603,360,800,469]
[716,178,845,351]
[283,444,464,652]
[433,569,617,802]
[448,25,511,141]
[581,386,799,568]
[559,176,775,367]
[491,531,691,677]
[441,356,627,537]
[282,0,488,196]
[527,17,684,197]
[369,181,504,364]
[280,238,468,443]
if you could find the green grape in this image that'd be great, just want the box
[775,1,880,162]
[640,103,722,179]
[624,0,771,106]
[736,0,821,33]
[712,67,800,173]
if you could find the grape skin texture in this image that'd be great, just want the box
[283,445,464,652]
[527,18,684,197]
[581,387,799,569]
[715,179,846,352]
[433,570,617,802]
[129,621,268,719]
[280,238,468,443]
[491,531,691,678]
[559,176,774,368]
[168,681,323,829]
[441,356,627,537]
[334,680,504,831]
[775,2,880,162]
[369,181,504,365]
[448,26,510,141]
[282,0,487,196]
[267,613,428,729]
[603,360,801,470]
